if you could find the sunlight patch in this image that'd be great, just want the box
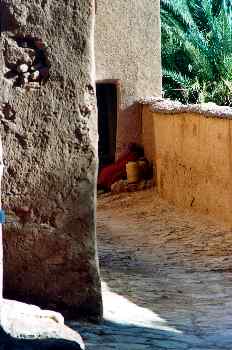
[102,282,182,334]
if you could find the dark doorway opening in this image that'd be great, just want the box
[96,81,119,170]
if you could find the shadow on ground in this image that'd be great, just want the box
[74,319,208,350]
[0,327,82,350]
[70,282,212,350]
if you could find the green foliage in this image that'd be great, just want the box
[161,0,232,106]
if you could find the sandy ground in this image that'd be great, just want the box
[97,187,232,272]
[97,188,232,334]
[73,188,232,349]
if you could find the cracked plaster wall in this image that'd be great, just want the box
[0,0,102,320]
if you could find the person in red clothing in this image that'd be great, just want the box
[98,143,144,191]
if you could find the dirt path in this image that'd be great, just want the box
[73,189,232,349]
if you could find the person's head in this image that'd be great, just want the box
[128,143,144,158]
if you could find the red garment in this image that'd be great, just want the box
[98,151,137,190]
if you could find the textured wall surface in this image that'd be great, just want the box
[142,105,155,163]
[142,105,232,223]
[95,0,161,156]
[0,0,102,320]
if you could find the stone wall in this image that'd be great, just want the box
[0,0,102,320]
[141,99,232,224]
[95,0,162,157]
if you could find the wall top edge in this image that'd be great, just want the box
[139,97,232,119]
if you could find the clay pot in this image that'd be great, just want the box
[126,161,140,184]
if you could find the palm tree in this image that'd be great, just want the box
[212,0,232,17]
[161,0,232,105]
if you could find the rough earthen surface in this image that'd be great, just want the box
[0,0,102,320]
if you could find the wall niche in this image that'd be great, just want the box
[4,35,50,89]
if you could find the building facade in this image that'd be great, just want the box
[95,0,161,164]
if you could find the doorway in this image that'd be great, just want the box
[96,80,119,170]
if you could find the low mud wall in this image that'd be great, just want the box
[141,99,232,223]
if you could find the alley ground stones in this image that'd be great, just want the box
[73,189,232,349]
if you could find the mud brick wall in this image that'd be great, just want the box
[142,101,232,224]
[0,0,102,320]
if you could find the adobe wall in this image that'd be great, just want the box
[141,100,232,223]
[0,0,102,320]
[141,105,155,163]
[95,0,162,156]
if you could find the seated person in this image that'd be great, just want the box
[98,143,144,191]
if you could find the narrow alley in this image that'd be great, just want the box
[71,188,232,349]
